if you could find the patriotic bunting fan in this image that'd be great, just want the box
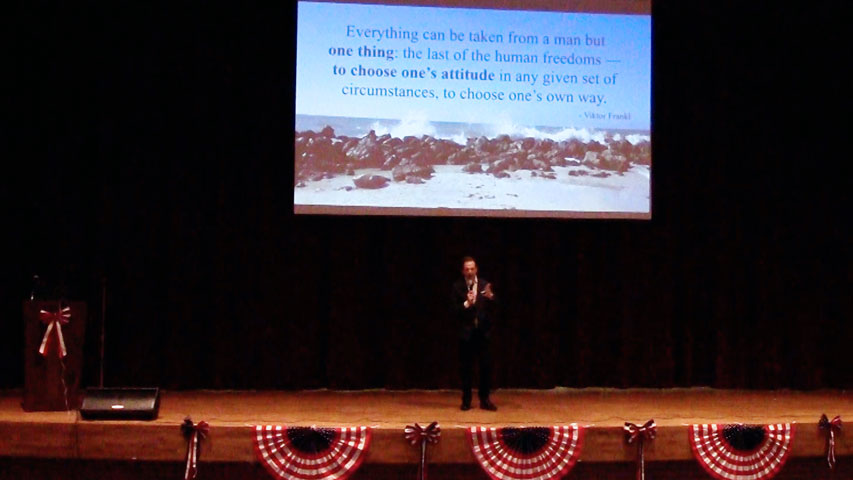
[254,425,371,480]
[468,425,584,480]
[689,424,794,480]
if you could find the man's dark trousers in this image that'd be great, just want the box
[459,327,491,406]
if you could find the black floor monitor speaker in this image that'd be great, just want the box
[80,387,160,420]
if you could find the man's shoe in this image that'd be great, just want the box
[480,400,497,411]
[460,402,471,411]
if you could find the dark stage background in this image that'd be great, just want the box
[3,2,849,391]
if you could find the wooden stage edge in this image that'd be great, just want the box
[1,388,849,464]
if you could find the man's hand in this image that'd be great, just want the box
[481,283,494,300]
[466,289,477,305]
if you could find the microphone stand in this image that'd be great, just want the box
[99,276,106,389]
[80,274,161,420]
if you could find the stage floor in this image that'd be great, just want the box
[1,388,849,464]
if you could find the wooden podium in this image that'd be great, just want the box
[22,300,87,411]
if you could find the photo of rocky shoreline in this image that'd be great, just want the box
[294,125,651,214]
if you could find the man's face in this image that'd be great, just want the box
[462,260,478,281]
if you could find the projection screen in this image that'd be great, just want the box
[294,0,651,218]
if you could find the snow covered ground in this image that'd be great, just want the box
[294,164,649,214]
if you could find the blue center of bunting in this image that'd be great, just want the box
[286,427,336,454]
[722,425,766,451]
[501,427,551,455]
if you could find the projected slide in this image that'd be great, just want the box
[294,1,651,218]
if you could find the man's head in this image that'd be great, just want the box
[461,256,478,282]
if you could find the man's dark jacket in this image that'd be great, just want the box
[451,277,496,341]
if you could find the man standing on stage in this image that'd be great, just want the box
[452,256,497,411]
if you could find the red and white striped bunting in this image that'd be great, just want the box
[689,424,794,480]
[254,426,371,480]
[38,305,71,358]
[468,425,584,480]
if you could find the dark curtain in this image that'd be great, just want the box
[3,3,849,390]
